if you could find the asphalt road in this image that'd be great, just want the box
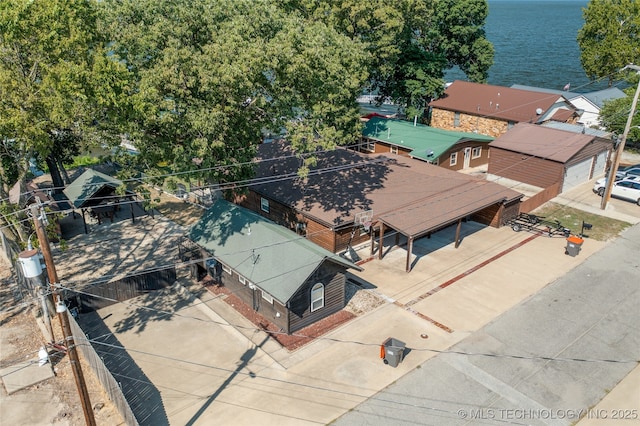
[334,223,640,426]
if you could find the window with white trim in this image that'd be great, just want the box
[450,152,457,166]
[390,145,398,154]
[260,197,270,213]
[472,147,482,159]
[222,263,232,275]
[261,290,273,304]
[239,276,246,285]
[363,140,375,152]
[310,283,324,312]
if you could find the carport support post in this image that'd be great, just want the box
[455,219,462,248]
[81,209,88,234]
[406,237,414,272]
[30,205,97,426]
[378,222,385,259]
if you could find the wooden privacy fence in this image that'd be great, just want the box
[519,182,562,213]
[68,313,139,426]
[71,267,177,312]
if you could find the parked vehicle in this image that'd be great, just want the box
[593,174,640,191]
[616,166,640,179]
[594,178,640,205]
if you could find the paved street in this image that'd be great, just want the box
[335,223,640,426]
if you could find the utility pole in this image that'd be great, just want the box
[601,64,640,209]
[31,205,97,426]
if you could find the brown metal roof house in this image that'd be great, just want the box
[188,199,361,334]
[429,80,579,137]
[358,116,495,171]
[488,122,612,196]
[238,141,523,272]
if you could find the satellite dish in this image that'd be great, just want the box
[535,108,543,115]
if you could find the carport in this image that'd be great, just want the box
[373,181,522,272]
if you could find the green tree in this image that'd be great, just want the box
[100,0,368,181]
[577,0,640,87]
[599,72,640,148]
[285,0,493,120]
[0,0,132,198]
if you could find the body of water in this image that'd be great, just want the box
[446,0,609,92]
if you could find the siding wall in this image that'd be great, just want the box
[359,138,490,171]
[430,109,510,138]
[288,262,346,333]
[488,147,565,188]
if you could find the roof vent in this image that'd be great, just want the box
[536,108,543,115]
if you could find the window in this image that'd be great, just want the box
[260,197,269,213]
[239,276,246,285]
[450,152,457,166]
[222,263,232,275]
[261,290,273,304]
[472,147,482,159]
[454,112,460,127]
[390,145,398,154]
[311,283,324,312]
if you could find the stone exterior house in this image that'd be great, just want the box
[429,80,579,138]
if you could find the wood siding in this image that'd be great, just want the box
[565,139,612,169]
[288,263,346,334]
[520,182,562,213]
[439,142,490,171]
[488,147,565,188]
[430,108,510,138]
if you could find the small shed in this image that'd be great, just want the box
[488,123,613,193]
[360,116,494,170]
[188,200,361,334]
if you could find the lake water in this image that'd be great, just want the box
[446,0,609,92]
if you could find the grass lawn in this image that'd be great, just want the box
[531,202,632,242]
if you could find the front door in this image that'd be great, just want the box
[463,147,471,169]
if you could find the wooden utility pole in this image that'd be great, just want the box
[31,205,97,426]
[601,64,640,209]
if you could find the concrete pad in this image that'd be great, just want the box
[576,364,640,426]
[0,358,54,394]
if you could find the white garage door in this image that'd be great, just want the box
[563,157,593,192]
[592,150,608,178]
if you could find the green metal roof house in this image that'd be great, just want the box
[188,199,361,334]
[360,116,494,170]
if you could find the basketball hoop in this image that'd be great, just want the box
[354,210,373,233]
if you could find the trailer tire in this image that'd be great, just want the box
[512,224,521,232]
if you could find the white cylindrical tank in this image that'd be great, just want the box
[18,249,43,278]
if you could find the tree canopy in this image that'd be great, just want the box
[599,72,640,148]
[577,0,640,86]
[285,0,493,119]
[100,0,368,181]
[0,0,132,197]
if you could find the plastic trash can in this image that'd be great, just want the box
[381,337,406,367]
[565,236,584,257]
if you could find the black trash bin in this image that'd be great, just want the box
[381,337,406,367]
[565,236,584,257]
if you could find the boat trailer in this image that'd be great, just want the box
[507,213,571,237]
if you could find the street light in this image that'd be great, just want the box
[601,64,640,210]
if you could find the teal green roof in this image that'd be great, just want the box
[63,169,123,208]
[188,200,360,304]
[362,117,493,161]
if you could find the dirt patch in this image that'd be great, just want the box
[204,281,384,351]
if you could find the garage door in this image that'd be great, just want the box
[592,150,608,178]
[563,157,593,192]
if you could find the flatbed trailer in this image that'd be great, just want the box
[507,213,571,237]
